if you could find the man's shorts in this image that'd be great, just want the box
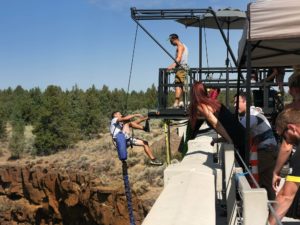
[286,176,300,183]
[175,69,186,84]
[126,137,139,147]
[286,147,300,183]
[286,166,300,183]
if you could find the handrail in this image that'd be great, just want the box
[232,146,283,225]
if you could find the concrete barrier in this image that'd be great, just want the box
[142,133,217,225]
[238,173,268,225]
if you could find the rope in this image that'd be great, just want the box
[122,161,136,225]
[115,25,138,225]
[203,25,211,80]
[204,26,210,70]
[124,24,139,114]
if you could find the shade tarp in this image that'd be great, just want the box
[238,0,300,67]
[177,8,246,29]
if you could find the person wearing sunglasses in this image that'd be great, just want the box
[269,108,300,224]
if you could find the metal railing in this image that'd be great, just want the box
[220,143,283,225]
[157,67,290,111]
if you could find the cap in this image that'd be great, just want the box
[169,33,179,40]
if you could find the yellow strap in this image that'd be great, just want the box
[286,175,300,183]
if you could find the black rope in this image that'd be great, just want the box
[124,24,139,114]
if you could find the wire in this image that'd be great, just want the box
[203,25,211,80]
[124,24,139,114]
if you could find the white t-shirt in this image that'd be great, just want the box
[110,118,123,138]
[181,43,188,65]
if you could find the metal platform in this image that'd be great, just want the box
[148,108,189,120]
[148,66,291,120]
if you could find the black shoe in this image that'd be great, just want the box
[143,119,150,132]
[149,158,163,166]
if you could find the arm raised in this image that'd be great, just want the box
[117,114,143,122]
[198,104,233,144]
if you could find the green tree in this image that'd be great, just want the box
[33,85,79,155]
[144,84,158,109]
[28,87,43,125]
[65,85,85,138]
[10,85,34,124]
[0,87,14,120]
[128,90,144,110]
[0,106,6,140]
[81,85,103,137]
[9,120,25,159]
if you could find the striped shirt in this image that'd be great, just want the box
[239,106,277,150]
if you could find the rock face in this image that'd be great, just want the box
[0,166,145,225]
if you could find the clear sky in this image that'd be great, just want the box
[0,0,252,91]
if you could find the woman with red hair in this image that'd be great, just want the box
[189,81,246,161]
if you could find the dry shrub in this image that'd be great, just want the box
[36,159,43,164]
[97,174,112,186]
[128,149,139,158]
[78,161,89,170]
[95,158,116,173]
[79,155,88,161]
[98,141,113,152]
[152,131,160,138]
[133,181,149,195]
[136,166,164,185]
[156,177,164,187]
[126,156,140,167]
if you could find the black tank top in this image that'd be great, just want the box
[210,104,246,161]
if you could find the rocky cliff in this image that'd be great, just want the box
[0,165,145,225]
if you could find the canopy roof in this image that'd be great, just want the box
[238,0,300,67]
[177,8,246,29]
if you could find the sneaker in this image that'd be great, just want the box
[143,119,150,133]
[171,102,179,109]
[149,158,163,166]
[178,101,184,108]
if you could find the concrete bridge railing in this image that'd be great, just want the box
[142,132,217,225]
[142,128,269,225]
[222,144,269,225]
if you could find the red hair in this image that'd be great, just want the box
[189,81,221,129]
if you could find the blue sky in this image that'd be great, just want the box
[0,0,252,91]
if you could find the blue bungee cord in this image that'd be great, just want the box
[122,161,136,225]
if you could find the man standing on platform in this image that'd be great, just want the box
[167,33,189,108]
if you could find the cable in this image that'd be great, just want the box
[203,25,211,80]
[124,24,139,114]
[113,25,139,225]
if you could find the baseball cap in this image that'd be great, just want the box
[168,33,179,40]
